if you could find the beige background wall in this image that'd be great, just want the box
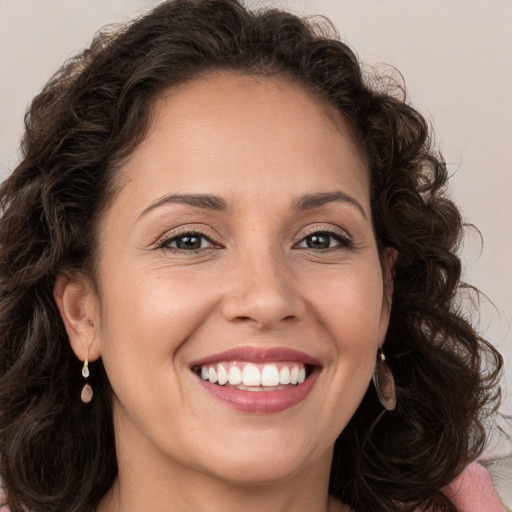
[0,0,510,455]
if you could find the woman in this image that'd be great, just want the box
[0,1,504,511]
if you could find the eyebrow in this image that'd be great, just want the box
[138,190,367,220]
[293,191,367,219]
[138,193,228,220]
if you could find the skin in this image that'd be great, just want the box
[55,73,393,512]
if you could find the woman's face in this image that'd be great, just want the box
[88,73,391,485]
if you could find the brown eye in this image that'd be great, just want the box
[159,232,215,251]
[174,234,203,250]
[297,231,352,250]
[305,233,331,249]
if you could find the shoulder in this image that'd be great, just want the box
[0,487,8,512]
[443,462,507,512]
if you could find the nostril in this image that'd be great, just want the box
[221,280,307,329]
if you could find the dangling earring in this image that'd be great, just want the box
[372,347,396,411]
[81,356,93,403]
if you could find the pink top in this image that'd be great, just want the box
[0,463,505,511]
[443,462,506,512]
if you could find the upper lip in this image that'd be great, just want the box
[190,346,321,368]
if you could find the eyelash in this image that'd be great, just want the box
[156,228,353,253]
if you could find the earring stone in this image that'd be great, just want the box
[82,359,90,378]
[81,383,93,403]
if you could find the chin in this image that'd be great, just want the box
[204,451,313,486]
[189,427,329,486]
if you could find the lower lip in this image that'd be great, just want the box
[196,371,319,413]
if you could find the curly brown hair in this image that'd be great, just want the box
[0,1,502,511]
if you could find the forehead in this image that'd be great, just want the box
[114,72,369,209]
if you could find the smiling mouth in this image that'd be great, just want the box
[190,347,321,412]
[192,361,315,391]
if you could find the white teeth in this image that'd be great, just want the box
[197,361,310,388]
[242,363,261,386]
[279,366,290,385]
[208,367,217,384]
[228,366,242,385]
[217,364,228,385]
[261,364,280,386]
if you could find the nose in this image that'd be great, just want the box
[221,248,307,330]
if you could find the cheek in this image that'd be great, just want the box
[95,267,219,385]
[304,262,385,343]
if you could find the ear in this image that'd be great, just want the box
[378,247,398,345]
[54,274,101,362]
